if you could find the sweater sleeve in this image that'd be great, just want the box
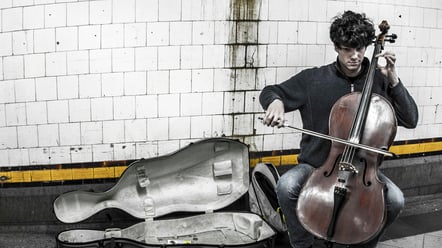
[259,72,308,112]
[388,80,418,128]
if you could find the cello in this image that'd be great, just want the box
[295,21,398,245]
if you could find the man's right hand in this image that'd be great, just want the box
[262,99,285,128]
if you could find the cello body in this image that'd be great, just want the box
[296,92,397,244]
[295,20,399,245]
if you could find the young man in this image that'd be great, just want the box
[259,11,418,248]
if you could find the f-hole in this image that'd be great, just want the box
[324,154,342,177]
[360,158,372,187]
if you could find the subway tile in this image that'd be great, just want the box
[49,146,70,164]
[135,95,158,118]
[102,120,124,143]
[135,141,158,159]
[3,55,24,80]
[26,101,47,125]
[135,47,157,71]
[135,0,158,22]
[112,48,135,72]
[158,94,180,117]
[46,52,67,76]
[158,46,180,70]
[67,50,89,75]
[147,118,168,140]
[203,45,225,68]
[192,21,215,45]
[3,7,22,32]
[268,0,289,21]
[0,33,12,57]
[36,77,57,101]
[47,100,69,123]
[237,21,258,44]
[92,144,113,162]
[190,115,211,138]
[308,0,327,22]
[12,31,33,55]
[124,71,147,95]
[0,126,17,149]
[113,0,135,23]
[59,123,80,146]
[244,91,261,113]
[158,0,181,21]
[182,0,203,21]
[67,1,89,26]
[180,45,203,69]
[147,22,169,46]
[23,5,44,29]
[235,68,256,90]
[91,97,113,121]
[79,74,101,98]
[202,92,223,115]
[81,122,103,144]
[6,103,26,126]
[214,69,234,91]
[125,119,146,142]
[212,115,233,137]
[69,98,91,122]
[169,116,191,139]
[45,3,66,28]
[15,79,36,103]
[57,75,79,100]
[147,71,169,94]
[170,70,191,93]
[170,22,192,45]
[113,143,136,160]
[79,25,101,50]
[90,49,112,73]
[90,0,112,24]
[102,72,124,96]
[101,24,124,48]
[71,145,92,163]
[124,23,146,47]
[56,27,78,51]
[192,69,214,92]
[233,114,254,135]
[29,147,50,165]
[8,149,29,166]
[37,124,59,147]
[181,93,202,116]
[114,96,135,119]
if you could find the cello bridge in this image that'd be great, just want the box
[339,162,359,174]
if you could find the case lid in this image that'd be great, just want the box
[54,138,250,223]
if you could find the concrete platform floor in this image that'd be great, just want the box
[0,206,441,248]
[0,186,441,248]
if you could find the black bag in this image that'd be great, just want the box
[54,138,276,248]
[249,163,286,233]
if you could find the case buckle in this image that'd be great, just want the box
[104,228,122,239]
[137,166,150,188]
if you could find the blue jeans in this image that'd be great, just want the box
[276,163,404,248]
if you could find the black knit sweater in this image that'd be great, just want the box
[259,58,418,167]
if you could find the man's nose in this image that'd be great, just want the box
[350,49,360,58]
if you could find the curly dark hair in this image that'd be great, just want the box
[329,10,375,48]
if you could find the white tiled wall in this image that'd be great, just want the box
[0,0,441,166]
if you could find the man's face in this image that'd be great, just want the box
[335,45,366,77]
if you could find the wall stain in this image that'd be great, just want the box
[228,0,262,138]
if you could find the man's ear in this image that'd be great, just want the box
[334,45,339,53]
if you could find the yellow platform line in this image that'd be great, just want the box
[1,166,127,184]
[1,141,441,184]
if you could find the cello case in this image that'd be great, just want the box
[54,138,276,248]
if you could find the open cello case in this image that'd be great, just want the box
[53,138,278,248]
